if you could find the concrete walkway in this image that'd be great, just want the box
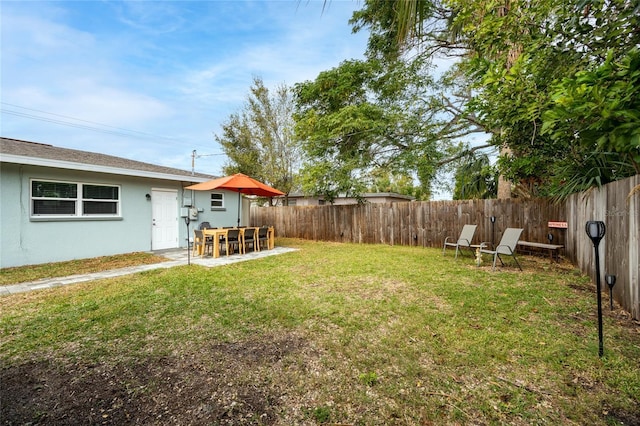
[1,246,298,296]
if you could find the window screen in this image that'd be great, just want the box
[211,192,224,209]
[31,180,120,218]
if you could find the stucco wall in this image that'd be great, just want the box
[0,164,240,268]
[188,189,245,229]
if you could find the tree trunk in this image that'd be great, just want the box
[497,174,512,199]
[497,146,512,199]
[495,1,518,199]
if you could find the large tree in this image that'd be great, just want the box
[296,0,498,201]
[382,0,639,197]
[295,58,446,201]
[294,25,496,200]
[217,77,301,203]
[541,47,640,198]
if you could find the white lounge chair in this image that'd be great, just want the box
[442,224,483,258]
[480,228,524,271]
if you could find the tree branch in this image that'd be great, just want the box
[436,143,494,166]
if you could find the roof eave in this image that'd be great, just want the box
[1,153,210,183]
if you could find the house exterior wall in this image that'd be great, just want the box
[187,189,243,229]
[288,197,322,206]
[0,163,240,268]
[331,197,395,205]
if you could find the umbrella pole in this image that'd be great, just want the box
[237,191,241,227]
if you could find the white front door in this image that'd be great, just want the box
[152,189,178,250]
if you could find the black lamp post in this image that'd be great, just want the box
[184,216,191,266]
[585,221,606,357]
[490,216,496,247]
[605,274,616,311]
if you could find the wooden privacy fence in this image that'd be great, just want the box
[252,198,566,249]
[251,175,639,319]
[565,174,639,320]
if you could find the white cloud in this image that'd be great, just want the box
[2,5,92,57]
[109,1,188,34]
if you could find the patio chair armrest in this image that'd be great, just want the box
[495,244,515,254]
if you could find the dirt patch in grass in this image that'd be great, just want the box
[468,253,580,274]
[1,333,311,425]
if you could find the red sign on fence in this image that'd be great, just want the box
[548,221,568,229]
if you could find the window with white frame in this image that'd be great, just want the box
[210,192,224,209]
[31,180,120,217]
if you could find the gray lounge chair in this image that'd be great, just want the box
[480,227,524,271]
[442,224,482,258]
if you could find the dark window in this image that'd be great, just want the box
[31,180,120,217]
[83,185,118,200]
[83,201,118,214]
[33,200,76,215]
[211,192,224,209]
[82,184,119,215]
[32,181,77,198]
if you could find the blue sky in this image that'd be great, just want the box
[1,0,369,175]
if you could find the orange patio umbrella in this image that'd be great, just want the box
[185,173,284,226]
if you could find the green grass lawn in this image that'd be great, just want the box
[0,252,169,285]
[1,238,639,425]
